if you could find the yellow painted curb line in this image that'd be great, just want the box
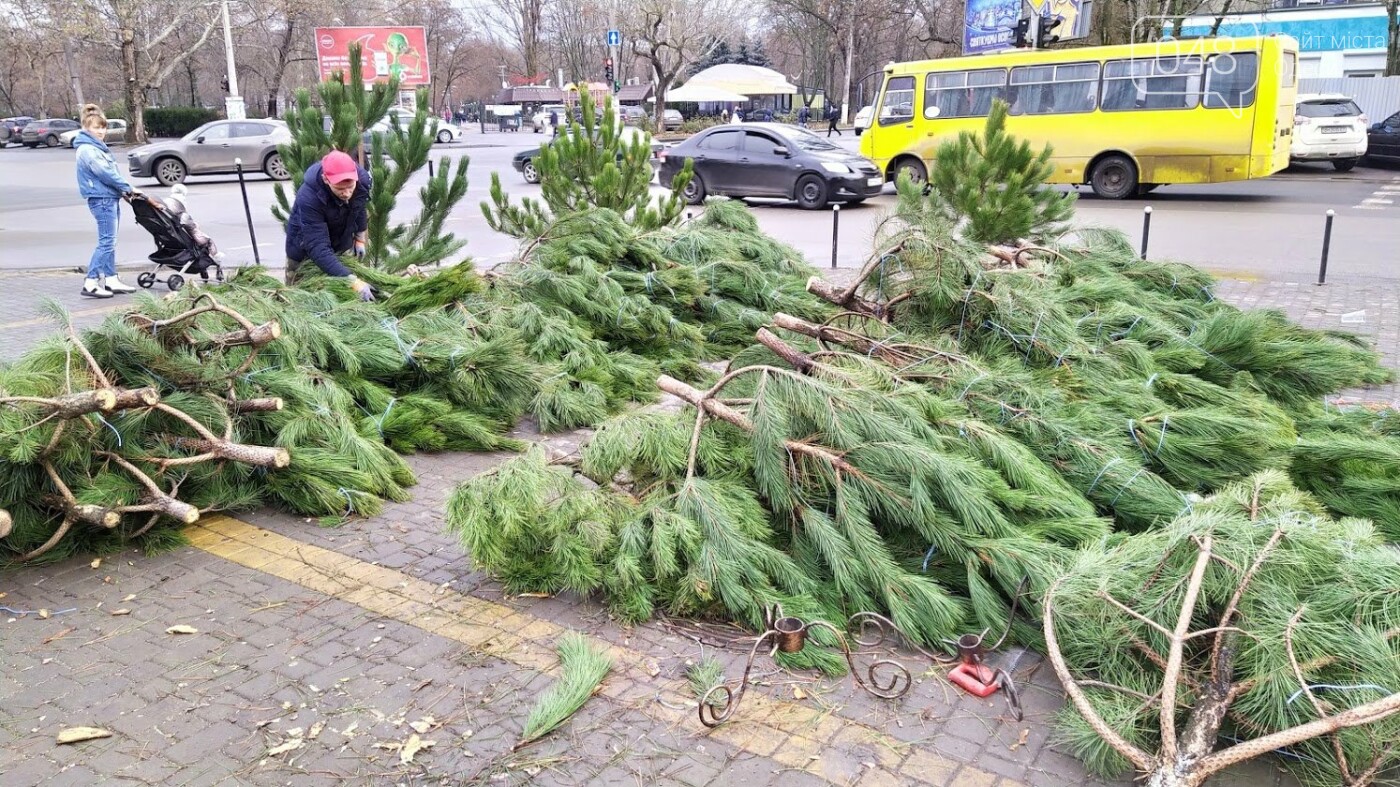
[184,514,1024,787]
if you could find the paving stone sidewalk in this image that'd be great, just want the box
[2,270,1396,787]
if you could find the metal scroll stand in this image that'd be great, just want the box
[698,579,1029,727]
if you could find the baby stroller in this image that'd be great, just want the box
[127,193,224,291]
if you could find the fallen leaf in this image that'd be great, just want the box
[408,716,436,734]
[122,594,136,602]
[57,727,112,744]
[38,609,50,619]
[340,721,359,737]
[165,625,198,635]
[254,719,279,729]
[266,738,304,756]
[400,734,435,764]
[644,658,661,678]
[90,559,102,569]
[110,609,130,617]
[792,686,808,700]
[1009,728,1030,752]
[308,721,325,740]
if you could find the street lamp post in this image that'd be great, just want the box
[220,0,245,120]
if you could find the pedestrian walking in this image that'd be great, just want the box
[826,104,842,137]
[74,103,139,298]
[720,108,729,123]
[797,105,809,127]
[550,108,560,138]
[284,150,376,301]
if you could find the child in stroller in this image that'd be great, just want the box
[127,184,225,291]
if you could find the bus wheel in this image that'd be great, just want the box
[893,158,927,186]
[1090,155,1137,200]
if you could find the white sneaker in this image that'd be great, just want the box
[81,278,114,299]
[104,276,137,294]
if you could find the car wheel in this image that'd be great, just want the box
[154,157,187,186]
[521,160,541,184]
[681,173,707,205]
[1089,154,1138,200]
[264,152,290,181]
[44,134,59,147]
[795,175,829,210]
[1332,158,1358,172]
[437,129,452,143]
[893,157,927,185]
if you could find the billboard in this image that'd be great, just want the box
[314,27,431,86]
[1028,0,1091,42]
[964,0,1021,54]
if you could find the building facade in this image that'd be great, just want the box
[1179,2,1392,78]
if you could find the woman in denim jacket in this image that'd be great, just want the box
[74,103,140,298]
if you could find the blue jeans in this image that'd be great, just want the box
[86,198,120,278]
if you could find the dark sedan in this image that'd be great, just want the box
[1368,110,1400,164]
[659,123,883,210]
[1,116,36,147]
[21,118,80,148]
[511,126,664,184]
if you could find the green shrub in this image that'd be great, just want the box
[144,107,220,138]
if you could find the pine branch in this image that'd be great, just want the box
[514,633,612,750]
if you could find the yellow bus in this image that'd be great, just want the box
[859,35,1298,199]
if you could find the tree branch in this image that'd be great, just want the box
[1159,535,1213,764]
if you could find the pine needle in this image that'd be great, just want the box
[515,633,612,750]
[687,656,726,707]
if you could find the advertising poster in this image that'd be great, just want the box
[314,27,432,86]
[1028,0,1089,41]
[964,0,1021,54]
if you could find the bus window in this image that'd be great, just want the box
[1101,56,1202,112]
[1281,52,1297,88]
[879,76,916,125]
[924,69,1007,119]
[1008,62,1099,115]
[1204,52,1258,110]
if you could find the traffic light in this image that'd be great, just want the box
[604,57,614,86]
[1013,17,1031,48]
[1038,15,1064,46]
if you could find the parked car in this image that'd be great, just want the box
[21,118,80,148]
[383,107,463,143]
[0,116,36,147]
[511,125,664,184]
[128,119,292,185]
[61,119,127,147]
[617,105,648,126]
[659,122,883,210]
[742,108,775,123]
[531,104,568,133]
[662,109,684,131]
[1366,109,1400,164]
[1291,93,1368,172]
[853,105,873,136]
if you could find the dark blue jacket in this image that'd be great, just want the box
[285,160,372,278]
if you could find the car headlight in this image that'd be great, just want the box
[820,162,852,174]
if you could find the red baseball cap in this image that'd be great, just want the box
[321,150,359,184]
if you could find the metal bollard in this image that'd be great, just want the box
[1140,206,1153,260]
[1317,209,1335,286]
[428,158,435,179]
[234,158,261,266]
[831,204,841,269]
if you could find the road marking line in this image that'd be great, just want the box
[184,515,1019,786]
[1360,198,1394,205]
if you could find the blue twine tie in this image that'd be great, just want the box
[1110,469,1147,506]
[1086,457,1123,496]
[921,545,939,573]
[1154,416,1171,456]
[94,414,122,447]
[1287,683,1392,705]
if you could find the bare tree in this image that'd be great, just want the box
[542,0,610,85]
[471,0,546,81]
[617,0,744,127]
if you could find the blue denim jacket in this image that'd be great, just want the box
[74,131,132,199]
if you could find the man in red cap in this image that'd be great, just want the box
[284,150,375,300]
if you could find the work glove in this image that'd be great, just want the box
[353,238,367,259]
[348,276,375,302]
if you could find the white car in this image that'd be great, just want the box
[61,119,127,147]
[531,104,568,133]
[1291,93,1368,172]
[853,105,873,136]
[383,107,463,143]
